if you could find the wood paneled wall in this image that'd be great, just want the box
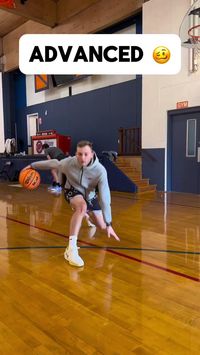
[3,0,144,71]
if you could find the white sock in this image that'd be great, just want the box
[69,235,77,249]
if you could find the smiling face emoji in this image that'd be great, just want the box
[153,46,170,64]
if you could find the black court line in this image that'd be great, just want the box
[0,245,200,256]
[80,246,200,255]
[113,194,200,210]
[1,214,200,283]
[0,246,65,250]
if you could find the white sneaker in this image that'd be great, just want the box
[64,246,84,267]
[49,186,62,194]
[48,185,55,191]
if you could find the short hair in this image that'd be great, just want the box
[42,143,49,149]
[77,140,93,150]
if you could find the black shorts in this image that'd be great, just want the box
[64,187,101,211]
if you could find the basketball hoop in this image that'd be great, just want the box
[179,0,200,72]
[0,0,16,9]
[188,24,200,43]
[185,23,200,72]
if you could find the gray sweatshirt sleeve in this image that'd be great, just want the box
[98,170,112,224]
[31,159,61,170]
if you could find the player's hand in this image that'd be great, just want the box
[22,165,32,171]
[106,225,120,241]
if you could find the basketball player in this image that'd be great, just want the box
[24,140,120,267]
[42,143,66,193]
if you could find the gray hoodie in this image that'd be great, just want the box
[31,154,112,224]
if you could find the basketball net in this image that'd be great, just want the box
[179,1,200,73]
[187,24,200,71]
[0,0,16,9]
[192,42,200,68]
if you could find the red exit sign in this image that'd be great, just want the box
[176,101,188,109]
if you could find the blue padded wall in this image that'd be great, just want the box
[3,70,27,152]
[24,78,141,155]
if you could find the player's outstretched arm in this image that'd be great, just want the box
[22,160,60,171]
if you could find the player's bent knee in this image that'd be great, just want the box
[75,204,87,215]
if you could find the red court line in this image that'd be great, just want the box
[107,249,200,282]
[2,215,200,283]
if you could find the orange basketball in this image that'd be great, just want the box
[19,168,40,190]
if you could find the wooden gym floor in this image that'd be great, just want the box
[0,181,200,354]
